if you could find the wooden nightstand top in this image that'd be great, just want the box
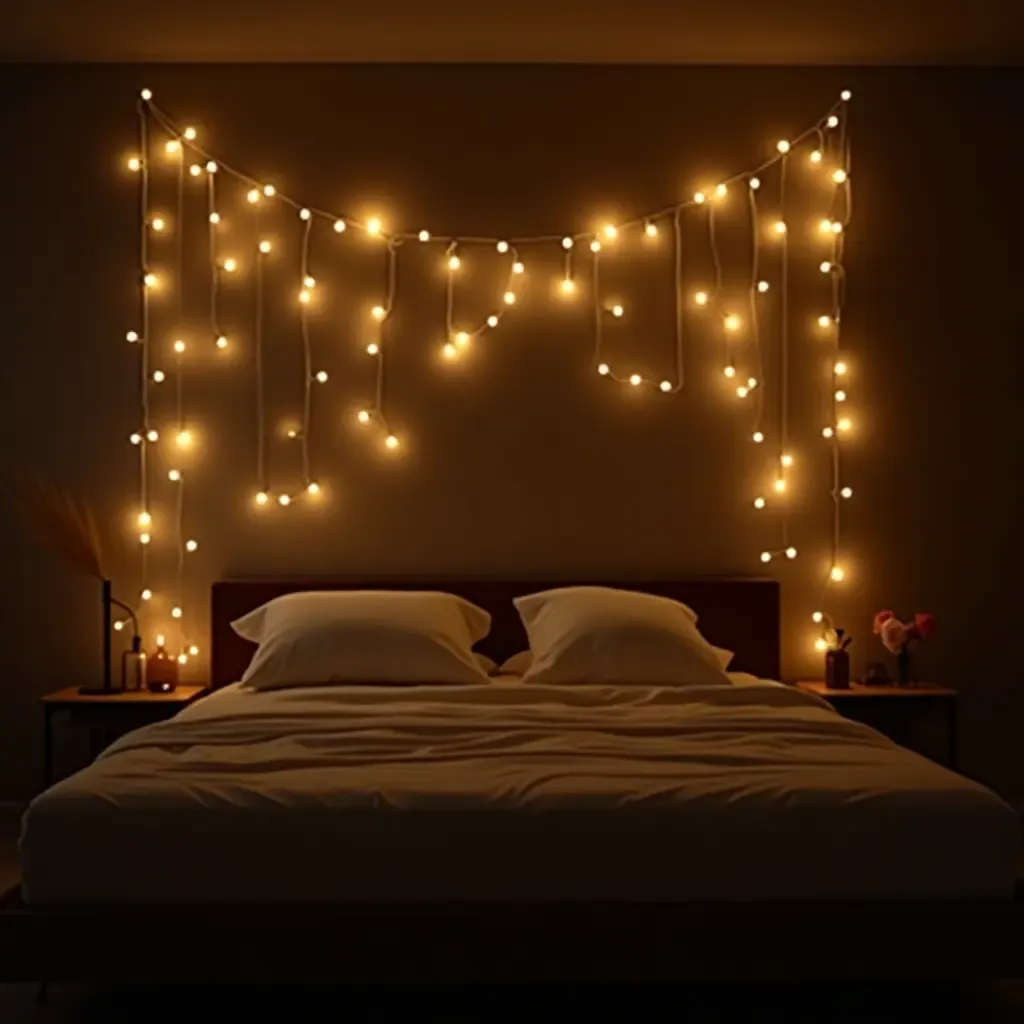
[43,684,208,706]
[795,680,958,699]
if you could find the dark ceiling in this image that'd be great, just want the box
[2,0,1022,63]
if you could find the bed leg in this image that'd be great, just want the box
[35,982,49,1002]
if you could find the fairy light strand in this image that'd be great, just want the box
[299,213,314,485]
[207,165,222,348]
[137,97,151,604]
[254,204,267,494]
[746,180,765,433]
[778,148,790,549]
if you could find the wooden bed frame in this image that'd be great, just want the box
[2,575,1022,984]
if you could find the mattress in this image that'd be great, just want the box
[20,675,1022,904]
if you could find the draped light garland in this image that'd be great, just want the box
[122,87,854,663]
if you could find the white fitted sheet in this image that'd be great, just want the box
[20,675,1021,903]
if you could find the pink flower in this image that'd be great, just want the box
[880,617,908,654]
[914,612,935,639]
[872,610,895,636]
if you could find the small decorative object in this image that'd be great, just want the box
[823,627,853,689]
[873,610,936,685]
[121,634,147,691]
[864,661,890,685]
[147,641,179,693]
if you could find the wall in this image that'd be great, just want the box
[0,65,1021,802]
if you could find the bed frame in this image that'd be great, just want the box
[2,576,1022,984]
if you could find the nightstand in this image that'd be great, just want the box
[42,685,208,787]
[795,681,958,769]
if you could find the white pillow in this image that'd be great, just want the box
[513,586,730,687]
[233,590,492,691]
[501,644,735,676]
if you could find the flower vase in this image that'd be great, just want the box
[896,647,911,686]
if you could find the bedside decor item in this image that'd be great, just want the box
[146,639,179,693]
[822,627,852,689]
[7,466,141,695]
[873,610,936,685]
[121,635,147,691]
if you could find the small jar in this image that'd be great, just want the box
[147,643,179,693]
[825,648,850,690]
[121,636,147,691]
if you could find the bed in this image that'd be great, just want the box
[4,577,1024,982]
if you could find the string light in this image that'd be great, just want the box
[715,184,728,199]
[776,140,790,153]
[206,161,218,173]
[216,335,228,349]
[820,260,832,273]
[385,435,400,450]
[189,164,202,177]
[761,551,772,563]
[486,315,499,327]
[785,547,797,559]
[756,280,769,293]
[841,486,853,499]
[723,366,736,378]
[141,589,152,601]
[753,496,766,509]
[724,314,741,332]
[357,410,371,424]
[590,240,601,253]
[258,240,272,254]
[418,230,430,242]
[827,115,840,128]
[366,217,382,236]
[752,431,764,443]
[334,219,346,233]
[694,291,708,306]
[773,221,787,235]
[185,539,198,552]
[645,222,658,238]
[255,491,269,505]
[560,278,576,295]
[168,469,181,481]
[749,177,761,190]
[810,150,823,164]
[222,258,237,273]
[694,191,706,204]
[512,261,525,275]
[611,304,624,318]
[561,237,573,250]
[447,254,461,271]
[367,342,380,355]
[629,374,642,387]
[262,184,275,197]
[152,370,165,383]
[246,188,260,204]
[597,363,610,376]
[503,291,516,305]
[832,169,848,184]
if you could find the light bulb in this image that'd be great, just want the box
[188,645,199,657]
[385,435,400,450]
[694,290,708,306]
[299,289,311,304]
[367,342,380,356]
[831,221,843,235]
[781,453,793,467]
[659,380,672,392]
[561,237,574,250]
[307,482,320,496]
[603,225,617,240]
[749,177,761,190]
[818,315,832,328]
[152,370,165,383]
[146,429,159,442]
[255,491,269,505]
[222,258,237,273]
[590,240,601,253]
[130,432,142,445]
[785,546,797,560]
[278,494,291,506]
[841,486,853,499]
[138,511,151,527]
[715,183,728,199]
[443,343,458,359]
[126,330,139,343]
[724,314,741,332]
[139,533,151,545]
[183,126,197,141]
[736,386,749,398]
[315,370,328,383]
[819,218,833,234]
[503,291,516,305]
[496,241,509,253]
[366,217,382,236]
[144,272,158,287]
[840,90,852,102]
[258,240,272,254]
[246,188,260,204]
[760,551,772,563]
[815,637,828,653]
[827,115,840,128]
[185,539,198,552]
[834,361,847,375]
[357,410,371,424]
[835,389,847,402]
[151,216,165,232]
[209,212,221,225]
[776,140,790,153]
[611,304,624,318]
[418,230,430,242]
[206,161,218,173]
[694,191,706,204]
[168,469,181,481]
[189,164,202,177]
[812,611,824,624]
[774,478,786,493]
[629,374,642,387]
[176,429,192,448]
[810,150,822,164]
[141,589,152,601]
[216,335,228,349]
[114,619,124,632]
[334,219,346,233]
[822,426,834,438]
[560,278,575,295]
[774,221,787,235]
[512,261,524,274]
[752,431,764,443]
[486,315,499,328]
[724,365,736,378]
[140,88,152,100]
[371,306,386,321]
[753,496,766,509]
[597,363,610,376]
[262,184,275,197]
[165,140,181,155]
[832,169,848,184]
[172,606,183,618]
[173,339,186,353]
[155,634,166,647]
[757,280,770,293]
[837,417,852,432]
[820,260,832,273]
[447,254,461,271]
[645,222,658,237]
[830,565,845,582]
[455,331,470,346]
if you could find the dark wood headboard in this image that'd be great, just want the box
[210,577,780,688]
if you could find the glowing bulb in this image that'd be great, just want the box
[173,339,186,354]
[206,161,218,173]
[144,272,158,288]
[774,478,786,493]
[756,280,770,293]
[745,377,756,390]
[830,565,845,582]
[151,217,165,232]
[443,343,458,359]
[512,261,525,274]
[216,335,228,349]
[777,140,790,154]
[838,417,852,432]
[818,218,832,234]
[611,304,624,318]
[385,435,400,450]
[152,370,165,383]
[645,222,658,238]
[724,314,741,332]
[820,260,832,273]
[141,589,152,601]
[137,511,151,528]
[736,386,749,398]
[785,546,797,560]
[140,88,152,100]
[840,90,852,102]
[749,177,761,190]
[818,315,832,328]
[561,237,574,250]
[812,611,824,624]
[126,331,139,343]
[182,126,197,141]
[296,207,311,222]
[258,240,272,254]
[307,482,320,496]
[455,331,470,347]
[781,453,794,467]
[832,169,848,184]
[222,258,237,273]
[155,634,166,647]
[752,431,764,443]
[188,645,199,657]
[171,606,182,619]
[366,218,382,236]
[815,638,828,653]
[139,533,151,545]
[723,365,736,378]
[165,140,181,155]
[835,389,847,402]
[367,342,380,356]
[694,191,706,204]
[189,164,202,177]
[753,496,766,509]
[694,290,708,306]
[827,116,840,128]
[841,486,853,499]
[357,410,371,424]
[255,491,269,505]
[262,184,275,197]
[278,494,291,507]
[590,240,601,253]
[715,184,728,199]
[299,289,311,304]
[168,469,181,481]
[334,219,346,233]
[760,551,772,563]
[246,189,260,204]
[486,315,499,328]
[834,361,847,375]
[822,426,834,438]
[418,230,430,242]
[503,291,516,305]
[629,374,642,387]
[560,278,575,295]
[448,254,461,271]
[773,221,787,235]
[597,363,610,376]
[142,428,157,443]
[113,619,124,632]
[603,225,617,241]
[810,150,822,164]
[831,221,843,235]
[130,432,142,445]
[185,539,198,552]
[315,370,328,383]
[370,305,386,322]
[496,241,509,253]
[209,212,221,225]
[176,429,192,448]
[659,380,672,393]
